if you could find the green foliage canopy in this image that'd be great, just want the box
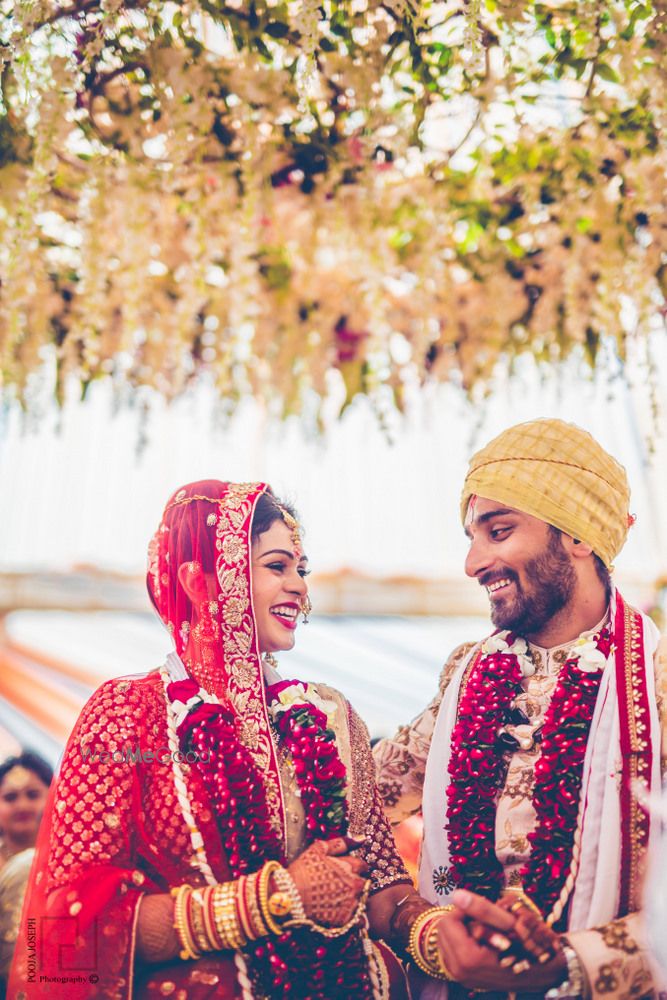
[1,0,665,418]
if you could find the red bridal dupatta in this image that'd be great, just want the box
[10,481,409,1000]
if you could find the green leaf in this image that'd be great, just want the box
[388,229,413,250]
[264,21,290,39]
[597,62,619,83]
[253,35,273,59]
[571,58,588,79]
[437,46,453,70]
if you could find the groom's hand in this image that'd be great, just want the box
[495,891,561,964]
[431,891,518,989]
[433,889,566,991]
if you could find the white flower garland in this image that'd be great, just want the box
[482,630,614,678]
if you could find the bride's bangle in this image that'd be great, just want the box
[408,906,454,981]
[171,884,202,961]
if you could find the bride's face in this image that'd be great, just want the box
[251,520,309,654]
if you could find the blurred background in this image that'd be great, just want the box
[2,347,667,765]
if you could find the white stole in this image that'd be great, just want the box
[418,595,661,929]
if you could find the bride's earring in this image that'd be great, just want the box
[300,596,312,624]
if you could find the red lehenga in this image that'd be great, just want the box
[10,481,411,999]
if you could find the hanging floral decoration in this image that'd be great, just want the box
[1,1,665,421]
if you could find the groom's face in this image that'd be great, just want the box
[464,497,577,634]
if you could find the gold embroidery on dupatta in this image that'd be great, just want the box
[214,483,284,837]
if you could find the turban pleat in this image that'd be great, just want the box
[461,420,630,568]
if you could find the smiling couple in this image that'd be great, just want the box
[10,419,666,1000]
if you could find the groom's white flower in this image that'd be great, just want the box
[572,637,608,672]
[483,633,533,676]
[482,632,511,654]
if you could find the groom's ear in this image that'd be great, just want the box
[561,535,594,559]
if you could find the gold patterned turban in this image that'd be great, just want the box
[460,419,631,568]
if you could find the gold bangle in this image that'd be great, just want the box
[424,918,454,980]
[189,888,213,953]
[201,885,223,950]
[408,906,454,981]
[269,865,307,925]
[171,884,202,961]
[244,869,269,938]
[258,860,285,936]
[212,881,246,950]
[235,875,256,942]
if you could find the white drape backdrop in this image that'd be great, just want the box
[1,349,665,584]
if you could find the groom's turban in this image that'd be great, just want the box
[460,419,631,568]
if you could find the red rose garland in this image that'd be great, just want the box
[173,687,281,872]
[446,627,611,921]
[522,628,611,921]
[446,644,524,900]
[166,677,374,999]
[267,679,348,839]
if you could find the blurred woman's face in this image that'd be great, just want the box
[0,767,49,845]
[251,520,309,654]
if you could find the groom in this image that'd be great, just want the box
[375,419,666,998]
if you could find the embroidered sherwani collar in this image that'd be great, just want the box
[527,607,610,674]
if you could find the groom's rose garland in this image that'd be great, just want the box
[165,675,374,998]
[446,626,612,924]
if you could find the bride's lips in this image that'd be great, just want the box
[269,602,300,631]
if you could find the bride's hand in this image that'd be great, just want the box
[287,838,368,927]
